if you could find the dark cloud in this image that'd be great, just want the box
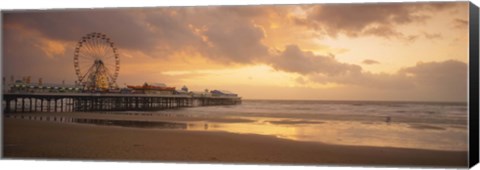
[3,7,271,64]
[195,7,270,63]
[2,26,76,84]
[400,60,467,101]
[202,23,269,63]
[4,9,156,52]
[399,60,467,90]
[270,45,362,75]
[295,2,462,39]
[362,59,380,65]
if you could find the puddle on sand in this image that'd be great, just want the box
[5,114,188,130]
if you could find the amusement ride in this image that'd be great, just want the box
[73,32,120,90]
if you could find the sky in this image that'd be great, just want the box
[2,2,470,102]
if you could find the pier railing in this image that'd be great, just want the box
[2,93,241,113]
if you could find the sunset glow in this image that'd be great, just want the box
[2,2,469,101]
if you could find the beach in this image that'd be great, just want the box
[3,116,467,167]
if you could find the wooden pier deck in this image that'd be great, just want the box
[2,93,242,113]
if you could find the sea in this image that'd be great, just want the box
[166,100,468,151]
[5,99,469,151]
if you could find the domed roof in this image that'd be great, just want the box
[181,85,188,91]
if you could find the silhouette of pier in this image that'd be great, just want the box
[2,93,241,113]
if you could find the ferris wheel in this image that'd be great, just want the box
[74,32,120,90]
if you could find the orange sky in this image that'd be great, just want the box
[2,2,470,102]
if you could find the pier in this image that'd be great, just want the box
[2,32,243,114]
[2,93,242,113]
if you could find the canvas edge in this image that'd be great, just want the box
[469,1,480,168]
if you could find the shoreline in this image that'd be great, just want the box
[3,112,468,152]
[3,118,468,167]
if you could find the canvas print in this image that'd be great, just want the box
[1,1,472,168]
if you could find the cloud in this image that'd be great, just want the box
[268,44,466,100]
[362,59,380,65]
[307,59,467,101]
[4,3,465,67]
[269,45,362,75]
[269,45,411,89]
[295,2,463,39]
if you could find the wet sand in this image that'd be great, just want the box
[3,117,467,167]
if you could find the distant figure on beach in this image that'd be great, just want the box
[385,116,392,124]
